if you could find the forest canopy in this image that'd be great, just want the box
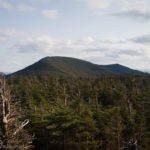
[4,74,150,150]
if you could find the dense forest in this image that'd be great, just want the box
[4,73,150,150]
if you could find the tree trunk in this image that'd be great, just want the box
[1,78,10,149]
[0,76,31,149]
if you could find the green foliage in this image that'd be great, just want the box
[7,74,150,150]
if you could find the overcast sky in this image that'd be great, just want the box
[0,0,150,73]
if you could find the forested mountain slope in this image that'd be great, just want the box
[11,57,140,77]
[7,74,150,150]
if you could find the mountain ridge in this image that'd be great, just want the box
[11,56,141,77]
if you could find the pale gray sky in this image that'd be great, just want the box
[0,0,150,72]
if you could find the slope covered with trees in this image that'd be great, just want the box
[11,57,140,77]
[0,76,32,150]
[6,73,150,150]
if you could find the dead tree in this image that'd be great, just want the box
[0,76,31,150]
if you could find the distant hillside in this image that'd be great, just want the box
[0,72,5,76]
[11,56,141,77]
[101,64,139,74]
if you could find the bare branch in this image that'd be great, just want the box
[13,119,30,136]
[0,77,32,148]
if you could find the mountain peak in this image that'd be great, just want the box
[11,56,141,77]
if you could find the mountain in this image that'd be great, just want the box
[11,56,140,77]
[0,72,5,76]
[101,64,138,74]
